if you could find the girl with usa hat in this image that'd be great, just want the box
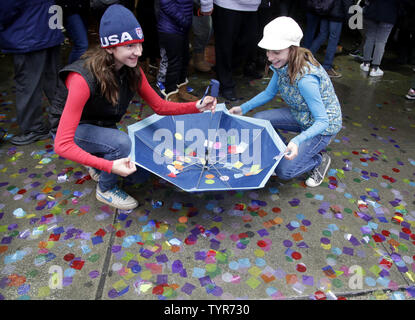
[229,17,342,187]
[51,4,217,210]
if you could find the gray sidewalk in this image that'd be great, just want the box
[0,50,415,301]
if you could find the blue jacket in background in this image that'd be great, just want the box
[0,0,64,54]
[157,0,194,35]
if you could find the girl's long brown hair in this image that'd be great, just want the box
[287,46,320,84]
[81,45,141,106]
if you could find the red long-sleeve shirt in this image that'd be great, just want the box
[54,68,199,173]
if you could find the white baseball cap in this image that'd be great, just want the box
[258,16,303,51]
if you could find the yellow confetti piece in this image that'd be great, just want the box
[140,270,152,280]
[352,122,362,127]
[164,149,173,159]
[248,266,262,277]
[246,277,261,289]
[205,179,215,184]
[254,249,265,257]
[233,161,243,169]
[37,286,50,298]
[113,279,127,291]
[174,133,183,140]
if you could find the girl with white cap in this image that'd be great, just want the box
[51,4,217,210]
[229,17,342,187]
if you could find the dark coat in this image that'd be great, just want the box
[0,0,64,54]
[363,0,401,25]
[157,0,194,35]
[55,0,89,18]
[327,0,354,22]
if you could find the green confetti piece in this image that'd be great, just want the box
[246,277,261,289]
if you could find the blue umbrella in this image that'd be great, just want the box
[127,103,286,192]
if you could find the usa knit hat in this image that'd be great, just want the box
[258,17,303,51]
[99,4,144,48]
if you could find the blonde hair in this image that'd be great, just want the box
[287,46,320,84]
[81,45,141,106]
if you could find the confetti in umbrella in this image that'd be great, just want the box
[128,103,286,191]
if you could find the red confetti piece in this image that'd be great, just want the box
[63,253,75,262]
[291,252,302,260]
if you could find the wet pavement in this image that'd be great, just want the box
[0,38,415,303]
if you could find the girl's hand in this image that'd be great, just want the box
[111,157,137,177]
[284,141,299,160]
[228,106,242,115]
[197,96,217,113]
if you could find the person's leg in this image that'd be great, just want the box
[12,50,49,137]
[309,18,329,55]
[371,22,394,67]
[253,108,302,145]
[64,13,89,64]
[158,32,183,100]
[362,19,377,65]
[212,5,243,98]
[276,134,333,181]
[303,12,321,49]
[241,10,262,79]
[42,45,61,105]
[74,124,132,191]
[192,15,212,72]
[178,32,198,102]
[322,20,343,70]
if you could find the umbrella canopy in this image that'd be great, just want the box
[127,103,286,192]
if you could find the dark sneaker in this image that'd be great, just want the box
[220,89,238,101]
[96,185,138,210]
[10,131,50,145]
[305,153,331,187]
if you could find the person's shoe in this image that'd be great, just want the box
[326,68,342,78]
[96,185,138,210]
[193,52,212,73]
[405,88,415,100]
[360,62,370,72]
[220,89,238,101]
[243,64,263,79]
[165,89,180,102]
[84,165,100,182]
[369,67,384,77]
[10,130,50,146]
[177,82,199,102]
[349,49,363,60]
[0,128,7,143]
[305,153,331,187]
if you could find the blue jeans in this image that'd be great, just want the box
[74,124,150,191]
[303,12,321,49]
[65,14,89,64]
[309,18,343,70]
[253,108,334,180]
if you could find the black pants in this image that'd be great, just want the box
[212,4,258,92]
[13,46,60,134]
[158,32,190,94]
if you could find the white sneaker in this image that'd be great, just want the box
[96,185,138,210]
[84,165,100,182]
[360,63,370,72]
[305,154,331,187]
[369,67,384,77]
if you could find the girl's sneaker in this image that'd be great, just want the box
[305,153,331,187]
[84,165,100,182]
[369,67,384,77]
[406,88,415,100]
[360,62,370,72]
[96,185,138,210]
